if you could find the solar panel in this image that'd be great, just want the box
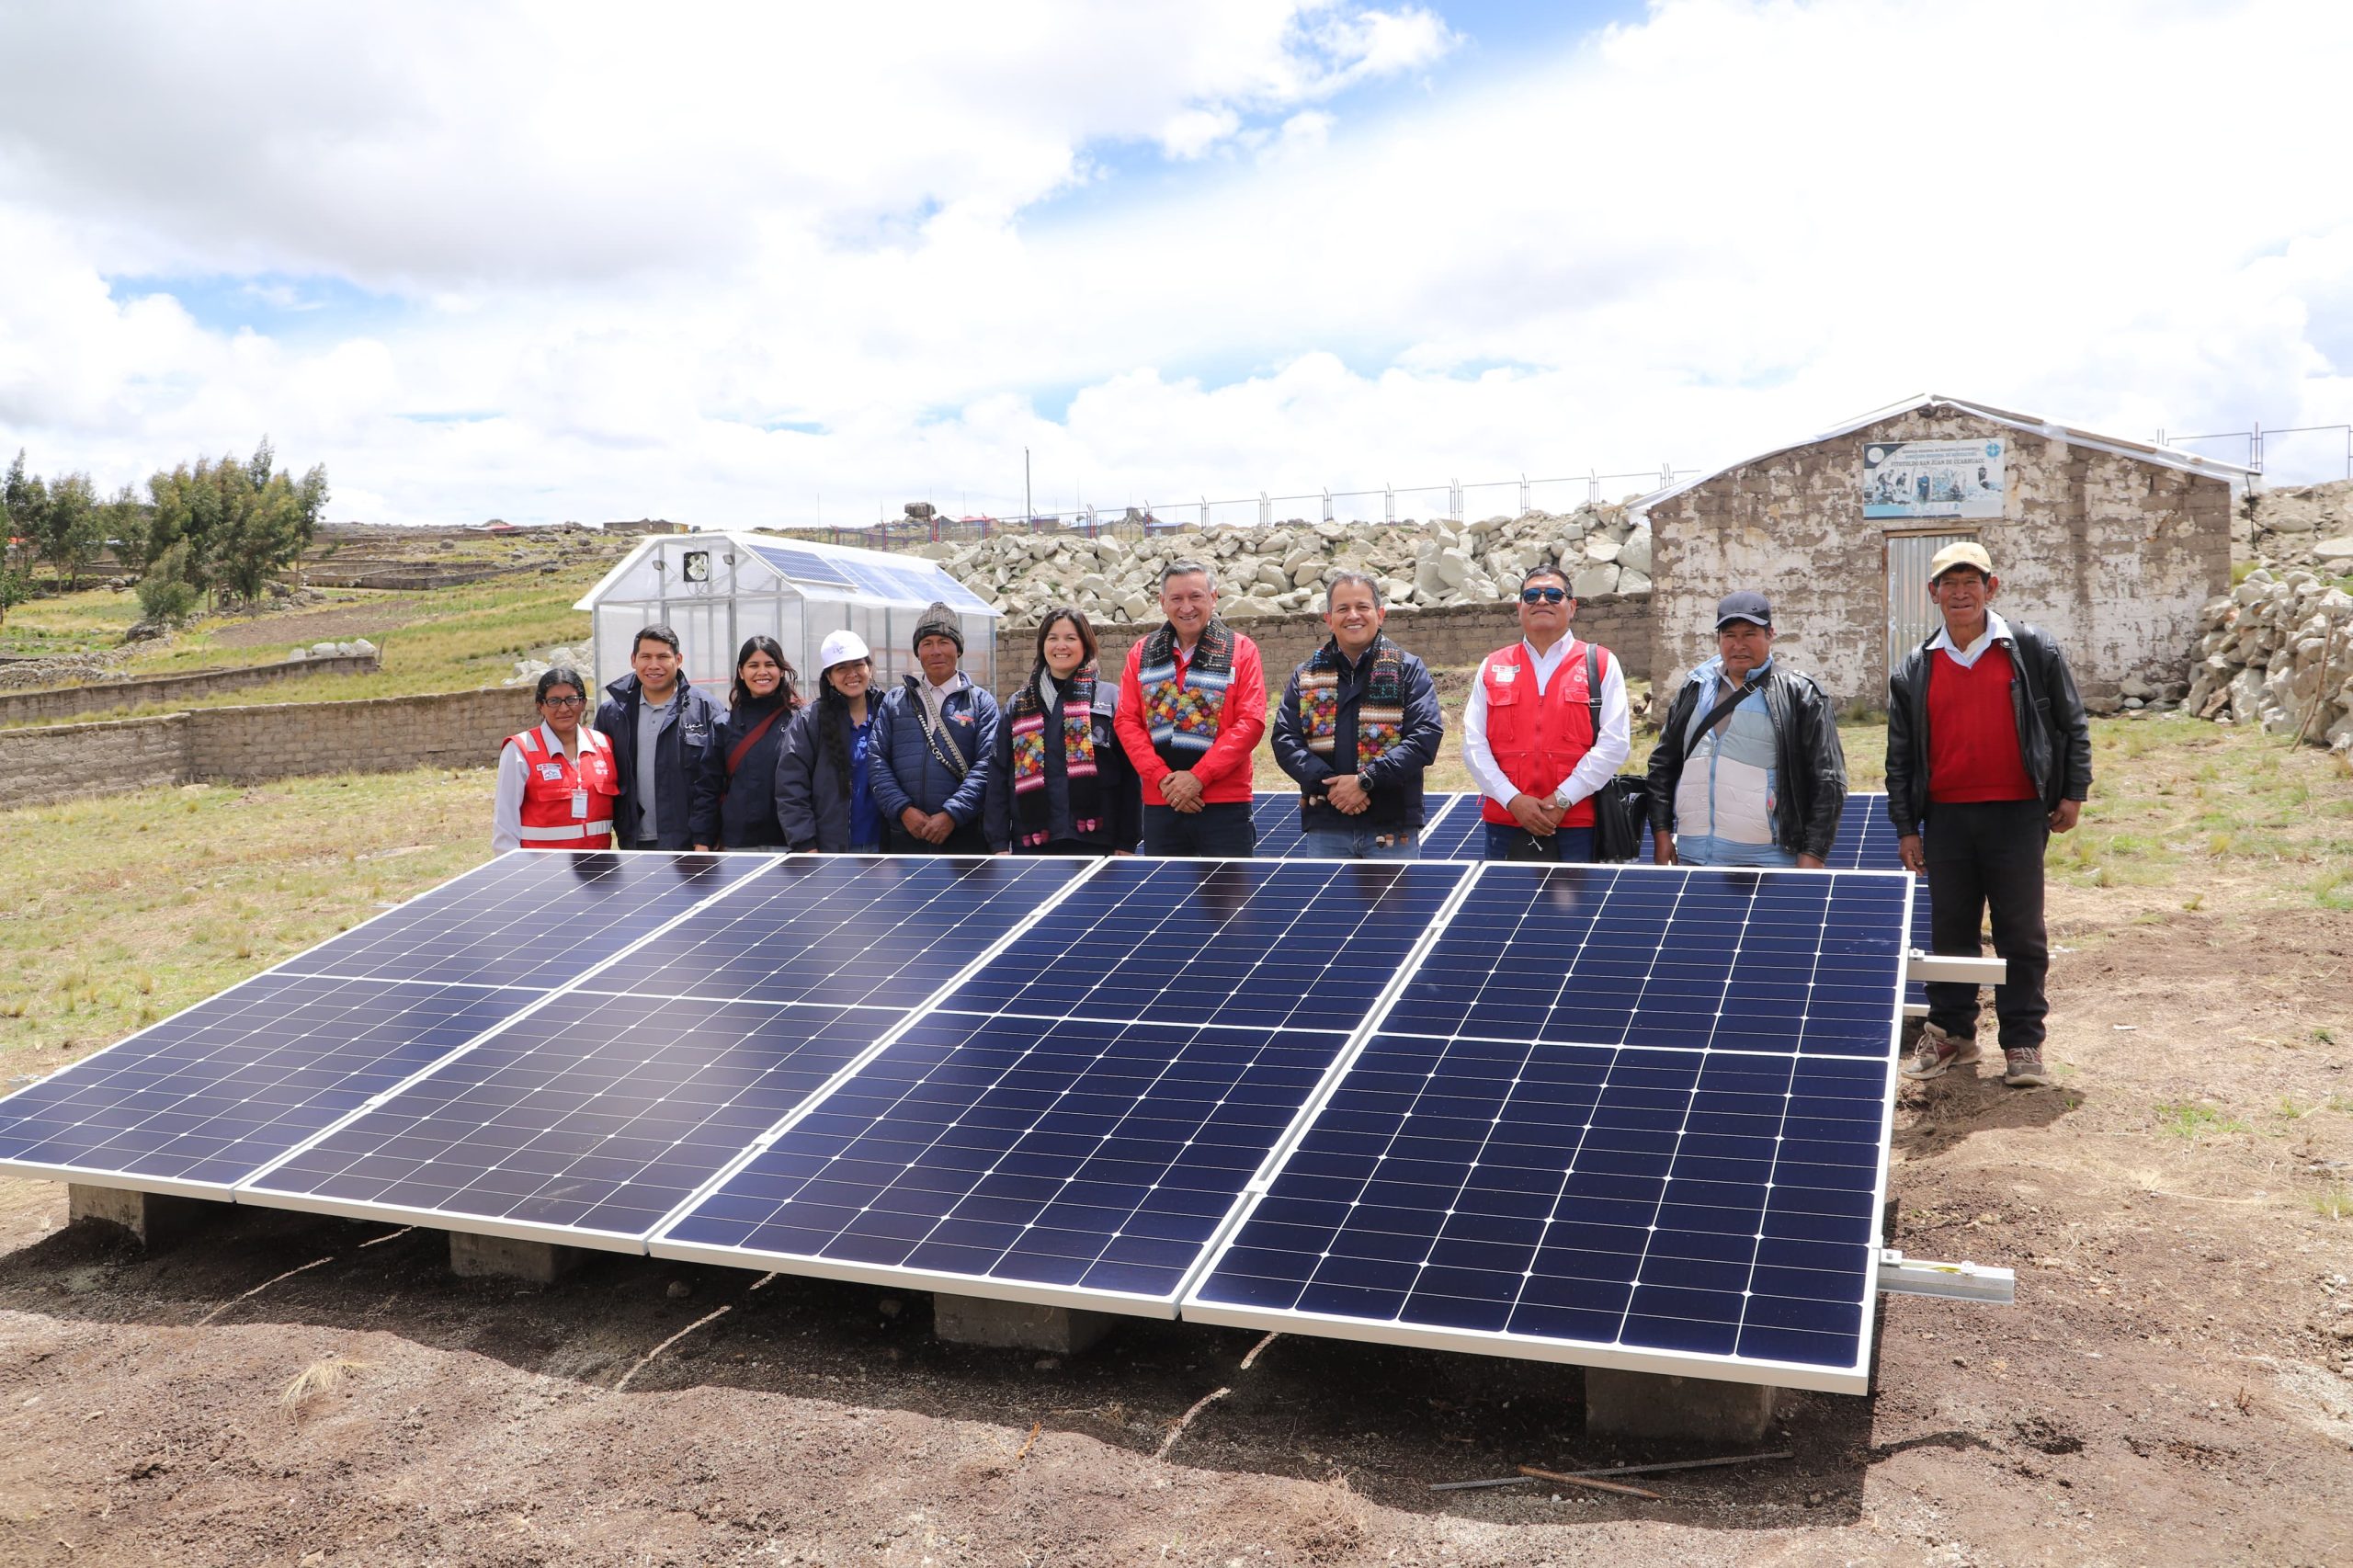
[580,857,1085,1008]
[1251,790,1306,858]
[1250,790,1478,861]
[278,852,764,989]
[1382,864,1909,1059]
[1824,792,1929,1008]
[746,540,852,587]
[0,974,535,1196]
[1187,1035,1891,1389]
[652,858,1472,1308]
[657,1010,1354,1307]
[1422,791,1490,861]
[943,858,1469,1032]
[1180,860,1910,1392]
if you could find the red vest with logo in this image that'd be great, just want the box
[506,726,620,849]
[1478,640,1608,828]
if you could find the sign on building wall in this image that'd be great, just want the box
[1861,438,2006,519]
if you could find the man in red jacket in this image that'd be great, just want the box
[1115,560,1267,856]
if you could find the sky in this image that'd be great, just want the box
[1,0,2348,529]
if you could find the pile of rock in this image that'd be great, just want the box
[2183,567,2353,749]
[2245,480,2353,576]
[910,505,1652,626]
[0,651,128,690]
[285,639,379,663]
[507,641,596,687]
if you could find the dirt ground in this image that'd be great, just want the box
[207,598,422,650]
[4,766,2351,1563]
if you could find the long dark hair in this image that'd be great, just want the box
[1031,606,1098,680]
[729,635,798,713]
[817,656,871,793]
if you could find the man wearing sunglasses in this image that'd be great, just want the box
[1461,565,1632,861]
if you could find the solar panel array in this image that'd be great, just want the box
[1,835,1914,1392]
[745,540,992,613]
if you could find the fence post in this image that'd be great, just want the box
[1449,478,1462,521]
[1200,496,1209,529]
[1519,473,1530,515]
[1323,488,1333,524]
[1384,484,1395,525]
[1258,492,1270,528]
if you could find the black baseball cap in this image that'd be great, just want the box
[1714,590,1772,630]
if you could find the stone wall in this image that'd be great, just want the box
[1643,403,2232,710]
[987,594,1654,699]
[2184,568,2353,748]
[0,687,537,810]
[0,653,379,727]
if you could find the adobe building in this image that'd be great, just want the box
[1637,394,2253,710]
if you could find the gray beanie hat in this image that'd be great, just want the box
[912,601,963,653]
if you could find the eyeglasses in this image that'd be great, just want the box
[1519,587,1568,605]
[540,695,587,709]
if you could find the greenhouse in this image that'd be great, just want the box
[573,531,1000,697]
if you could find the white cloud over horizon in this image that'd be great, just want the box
[1,0,2349,530]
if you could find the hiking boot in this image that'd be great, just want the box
[2003,1048,2053,1087]
[1901,1022,1981,1081]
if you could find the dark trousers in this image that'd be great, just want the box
[1923,799,2051,1051]
[1017,837,1119,857]
[886,819,993,855]
[1142,801,1256,857]
[1482,824,1597,863]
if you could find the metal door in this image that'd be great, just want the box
[1886,530,1975,671]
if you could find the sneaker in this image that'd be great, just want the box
[2003,1048,2053,1087]
[1901,1023,1981,1080]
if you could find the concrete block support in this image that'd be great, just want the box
[1584,1367,1780,1443]
[67,1184,216,1246]
[449,1231,584,1284]
[932,1293,1114,1354]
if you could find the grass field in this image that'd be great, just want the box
[3,708,2344,1071]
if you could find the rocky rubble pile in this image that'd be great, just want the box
[0,651,128,690]
[2184,567,2353,750]
[909,505,1653,626]
[2245,479,2353,575]
[508,642,597,687]
[285,639,378,663]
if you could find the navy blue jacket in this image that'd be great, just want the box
[595,672,726,850]
[869,676,997,834]
[774,700,878,851]
[982,672,1142,854]
[688,696,796,849]
[1271,638,1445,833]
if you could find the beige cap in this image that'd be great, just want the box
[1928,540,1994,580]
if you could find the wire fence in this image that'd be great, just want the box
[795,465,1699,551]
[2154,421,2353,483]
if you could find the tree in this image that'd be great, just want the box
[134,540,198,623]
[0,563,30,631]
[147,438,330,605]
[100,484,149,574]
[3,449,43,550]
[34,471,105,590]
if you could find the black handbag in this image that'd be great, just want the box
[1578,644,1650,863]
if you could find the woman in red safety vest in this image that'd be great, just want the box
[493,666,620,851]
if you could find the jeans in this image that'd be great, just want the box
[1302,824,1423,860]
[1142,801,1257,857]
[1482,824,1597,862]
[1675,835,1800,869]
[1923,799,2051,1051]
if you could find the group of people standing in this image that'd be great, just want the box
[492,539,2089,1090]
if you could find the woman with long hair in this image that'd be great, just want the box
[775,631,884,852]
[983,607,1141,856]
[691,635,800,850]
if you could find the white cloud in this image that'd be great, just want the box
[1,0,2350,531]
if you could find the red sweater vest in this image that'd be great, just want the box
[1926,646,2038,803]
[1478,641,1606,827]
[507,726,620,848]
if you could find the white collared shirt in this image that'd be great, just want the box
[493,722,592,851]
[1461,635,1633,812]
[1928,609,2012,670]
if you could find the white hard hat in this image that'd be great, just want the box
[818,630,871,671]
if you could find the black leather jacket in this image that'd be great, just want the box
[1884,620,2091,837]
[1647,662,1847,860]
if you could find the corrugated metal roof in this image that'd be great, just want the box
[1631,392,2258,513]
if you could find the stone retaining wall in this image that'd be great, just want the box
[0,687,535,810]
[0,653,379,727]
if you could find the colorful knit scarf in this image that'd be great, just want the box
[1006,662,1105,848]
[1138,617,1234,770]
[1300,635,1406,767]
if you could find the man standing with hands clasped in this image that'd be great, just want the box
[1115,560,1267,856]
[1461,564,1631,861]
[1888,542,2091,1089]
[1271,571,1444,858]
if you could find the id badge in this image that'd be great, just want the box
[571,789,588,820]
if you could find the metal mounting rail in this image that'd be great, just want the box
[1904,949,2008,986]
[1877,1249,2016,1304]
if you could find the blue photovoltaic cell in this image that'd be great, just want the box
[836,555,993,612]
[1423,792,1490,862]
[747,540,852,587]
[1190,1037,1888,1372]
[246,992,891,1239]
[582,856,1080,1008]
[279,852,763,990]
[1383,865,1907,1058]
[0,975,532,1190]
[1827,792,1929,1007]
[947,858,1468,1032]
[1251,790,1308,858]
[663,1010,1349,1301]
